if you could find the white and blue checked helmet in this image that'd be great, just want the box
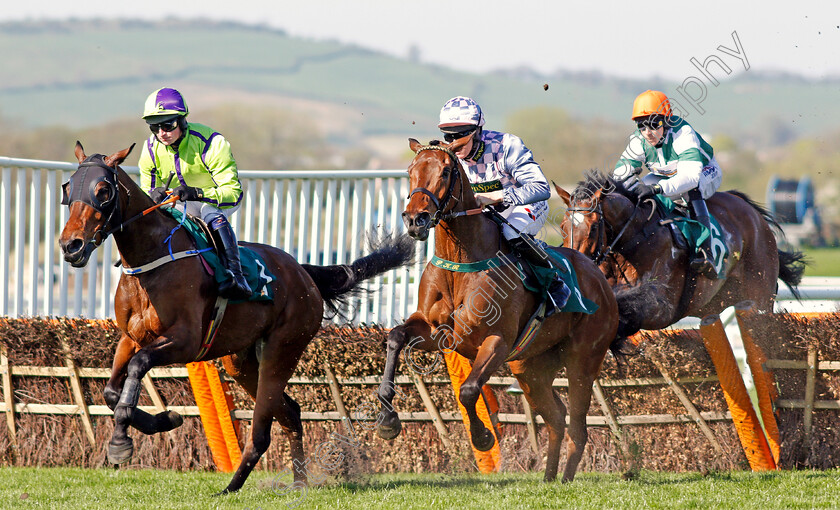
[438,96,485,128]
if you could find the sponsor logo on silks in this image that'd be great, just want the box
[526,207,535,221]
[470,179,503,193]
[470,141,486,161]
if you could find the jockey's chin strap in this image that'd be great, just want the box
[406,144,466,227]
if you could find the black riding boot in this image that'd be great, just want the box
[688,190,718,278]
[508,235,571,315]
[210,217,253,301]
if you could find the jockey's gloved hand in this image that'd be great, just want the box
[173,185,204,202]
[636,183,662,200]
[149,187,168,204]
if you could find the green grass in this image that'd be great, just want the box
[801,247,840,277]
[2,467,839,509]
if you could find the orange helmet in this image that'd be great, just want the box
[631,90,672,120]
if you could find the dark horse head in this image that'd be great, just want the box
[59,141,135,267]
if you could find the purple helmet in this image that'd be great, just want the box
[142,87,189,122]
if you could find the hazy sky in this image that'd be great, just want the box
[3,0,840,81]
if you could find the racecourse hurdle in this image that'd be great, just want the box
[2,315,839,472]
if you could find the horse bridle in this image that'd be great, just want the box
[566,194,642,266]
[566,199,611,265]
[406,145,464,227]
[61,154,129,247]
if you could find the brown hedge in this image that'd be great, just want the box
[1,314,837,475]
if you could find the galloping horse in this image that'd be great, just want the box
[376,139,619,482]
[555,171,805,338]
[59,142,413,493]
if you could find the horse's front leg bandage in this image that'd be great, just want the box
[118,377,142,408]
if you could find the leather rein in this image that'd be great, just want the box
[566,195,647,266]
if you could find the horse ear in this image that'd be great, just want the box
[553,181,572,207]
[74,141,86,164]
[593,189,602,200]
[408,138,422,153]
[104,143,136,168]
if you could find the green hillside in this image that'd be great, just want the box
[2,18,837,146]
[1,19,838,235]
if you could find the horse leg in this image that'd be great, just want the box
[509,352,566,482]
[377,315,434,440]
[458,334,509,452]
[560,355,601,482]
[108,336,191,465]
[103,335,183,437]
[221,333,310,494]
[615,280,678,335]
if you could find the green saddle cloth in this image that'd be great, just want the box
[163,206,275,303]
[519,247,599,315]
[652,195,729,279]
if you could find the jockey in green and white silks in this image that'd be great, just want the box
[438,96,570,313]
[138,87,252,300]
[613,115,722,200]
[612,89,723,277]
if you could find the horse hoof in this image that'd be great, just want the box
[377,420,403,440]
[155,410,184,432]
[107,437,134,465]
[471,428,495,452]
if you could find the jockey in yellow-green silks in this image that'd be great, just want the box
[138,87,252,300]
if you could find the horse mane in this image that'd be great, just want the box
[725,190,781,231]
[571,169,636,202]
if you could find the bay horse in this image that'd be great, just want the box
[58,142,414,494]
[376,138,619,482]
[555,171,805,338]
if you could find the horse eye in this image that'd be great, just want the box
[96,184,112,203]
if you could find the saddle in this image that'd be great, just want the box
[648,196,728,279]
[162,207,275,302]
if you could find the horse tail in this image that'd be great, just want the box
[777,249,807,300]
[301,232,415,318]
[726,190,807,300]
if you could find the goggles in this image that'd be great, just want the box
[636,117,664,132]
[441,127,477,143]
[148,118,180,133]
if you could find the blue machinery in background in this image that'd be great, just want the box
[766,175,824,246]
[766,175,816,224]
